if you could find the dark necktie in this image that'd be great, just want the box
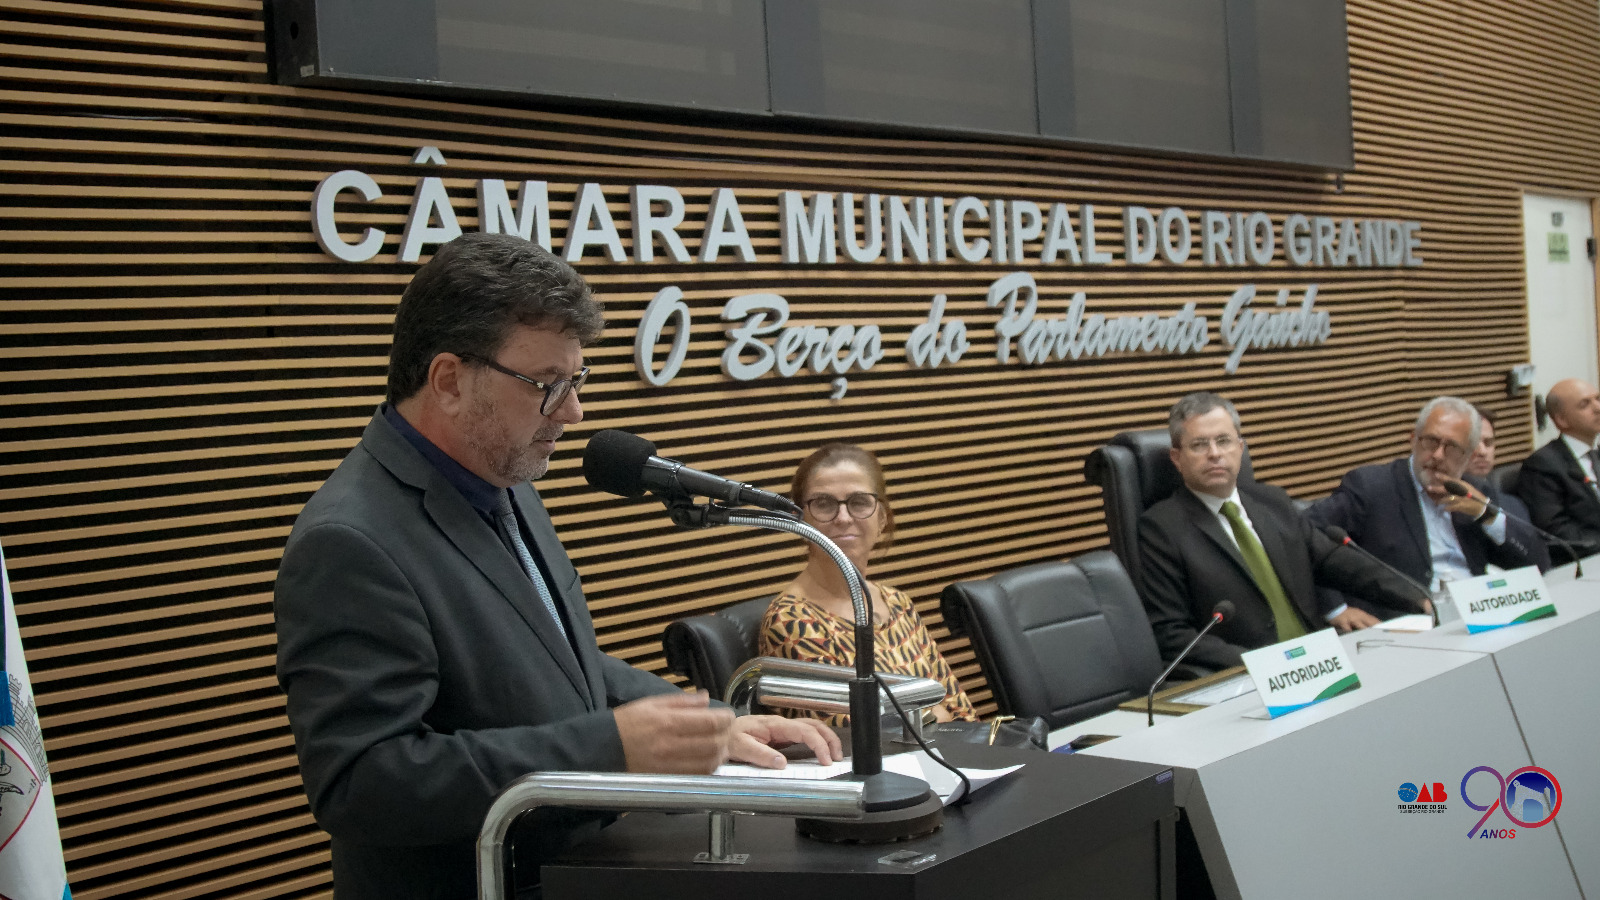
[1587,448,1600,495]
[1221,501,1306,642]
[493,491,568,641]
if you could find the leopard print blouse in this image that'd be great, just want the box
[757,584,978,725]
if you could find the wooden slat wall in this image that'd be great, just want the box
[2,0,1597,897]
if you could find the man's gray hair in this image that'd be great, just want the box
[1415,396,1482,448]
[1168,392,1242,446]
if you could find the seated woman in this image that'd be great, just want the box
[759,442,977,724]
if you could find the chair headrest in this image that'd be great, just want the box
[1488,461,1521,496]
[1109,430,1182,510]
[716,595,774,652]
[1107,428,1255,510]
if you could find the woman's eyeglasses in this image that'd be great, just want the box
[804,492,882,521]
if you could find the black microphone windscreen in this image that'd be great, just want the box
[583,429,658,498]
[1212,600,1236,621]
[1323,524,1349,542]
[1442,479,1469,497]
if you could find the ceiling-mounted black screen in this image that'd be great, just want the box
[270,0,1354,169]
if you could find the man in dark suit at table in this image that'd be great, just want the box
[1310,397,1548,610]
[1136,392,1423,670]
[274,233,838,900]
[1516,377,1600,559]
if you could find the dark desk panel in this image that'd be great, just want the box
[545,747,1176,900]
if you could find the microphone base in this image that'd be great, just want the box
[796,772,943,843]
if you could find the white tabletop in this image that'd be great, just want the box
[1038,558,1600,900]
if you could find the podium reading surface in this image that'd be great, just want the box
[543,745,1177,900]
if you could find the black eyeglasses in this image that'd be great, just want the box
[458,354,589,416]
[804,492,882,522]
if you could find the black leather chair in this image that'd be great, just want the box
[1488,461,1522,499]
[1082,428,1256,580]
[940,551,1164,729]
[662,595,773,699]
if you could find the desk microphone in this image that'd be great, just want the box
[1441,480,1584,578]
[1147,600,1234,727]
[1320,525,1435,622]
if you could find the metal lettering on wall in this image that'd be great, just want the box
[310,149,1420,391]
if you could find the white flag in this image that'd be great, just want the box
[0,539,70,900]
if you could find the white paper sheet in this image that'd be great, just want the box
[906,750,1024,805]
[715,751,1024,806]
[1371,614,1435,633]
[1167,672,1257,706]
[713,758,855,780]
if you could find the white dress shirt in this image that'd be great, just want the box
[1190,487,1347,621]
[1406,462,1506,591]
[1561,432,1599,486]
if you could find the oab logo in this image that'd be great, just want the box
[1397,781,1449,814]
[1462,766,1562,839]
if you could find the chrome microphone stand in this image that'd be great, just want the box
[659,492,943,841]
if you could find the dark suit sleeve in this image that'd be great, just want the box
[276,522,632,847]
[1136,512,1250,669]
[1304,482,1366,617]
[1501,492,1532,527]
[601,655,681,707]
[1482,484,1551,572]
[1515,453,1596,551]
[1306,475,1365,542]
[1305,522,1428,614]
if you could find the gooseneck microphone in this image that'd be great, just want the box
[1441,479,1584,578]
[1147,600,1234,727]
[583,430,801,516]
[1321,524,1435,621]
[586,429,940,841]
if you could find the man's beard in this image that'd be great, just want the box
[463,390,562,484]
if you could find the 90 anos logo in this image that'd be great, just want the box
[1462,766,1562,839]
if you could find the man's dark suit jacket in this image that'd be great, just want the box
[275,412,677,900]
[1310,459,1548,593]
[1137,480,1419,670]
[1516,437,1600,554]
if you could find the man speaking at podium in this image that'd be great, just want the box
[1137,392,1421,670]
[274,233,838,899]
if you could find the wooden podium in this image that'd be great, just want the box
[543,746,1177,900]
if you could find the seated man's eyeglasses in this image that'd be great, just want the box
[458,354,589,416]
[805,492,882,521]
[1416,435,1468,462]
[1184,436,1239,455]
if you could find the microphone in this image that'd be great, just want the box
[583,430,802,516]
[1147,600,1234,727]
[1320,524,1435,621]
[1442,479,1584,578]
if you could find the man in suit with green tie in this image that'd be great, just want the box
[1135,392,1420,669]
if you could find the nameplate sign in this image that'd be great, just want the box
[1240,628,1361,718]
[1446,566,1556,634]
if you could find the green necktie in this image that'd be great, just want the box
[1220,501,1306,642]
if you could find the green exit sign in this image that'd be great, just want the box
[1549,232,1570,262]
